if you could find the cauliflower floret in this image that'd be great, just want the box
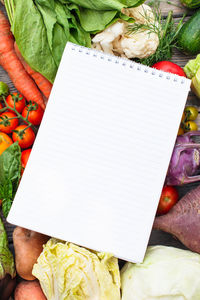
[92,4,159,60]
[120,31,159,59]
[92,22,125,54]
[122,4,155,25]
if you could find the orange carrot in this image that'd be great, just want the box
[14,42,52,99]
[0,11,45,109]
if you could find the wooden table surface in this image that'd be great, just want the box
[0,1,199,254]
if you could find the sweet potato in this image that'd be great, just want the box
[13,227,49,280]
[15,280,47,300]
[153,185,200,253]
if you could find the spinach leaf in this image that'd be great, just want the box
[0,143,21,218]
[12,0,58,83]
[77,8,118,33]
[64,0,144,10]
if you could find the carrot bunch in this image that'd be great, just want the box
[0,10,52,109]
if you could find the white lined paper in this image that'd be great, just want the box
[7,42,191,262]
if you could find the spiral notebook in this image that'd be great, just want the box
[7,42,191,263]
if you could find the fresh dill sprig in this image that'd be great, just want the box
[148,0,183,9]
[166,1,183,9]
[127,2,185,66]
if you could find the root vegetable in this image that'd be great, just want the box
[13,227,49,280]
[0,10,45,109]
[166,131,200,185]
[153,185,200,253]
[15,280,47,300]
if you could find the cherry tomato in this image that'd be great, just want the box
[152,61,186,77]
[0,103,3,110]
[184,106,198,121]
[177,127,184,136]
[181,112,186,122]
[0,111,18,134]
[184,121,198,132]
[6,93,26,113]
[0,132,13,155]
[157,186,178,215]
[21,148,31,169]
[12,125,35,148]
[22,101,44,125]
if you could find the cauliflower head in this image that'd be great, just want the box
[92,4,159,59]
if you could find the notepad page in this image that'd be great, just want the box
[7,42,191,263]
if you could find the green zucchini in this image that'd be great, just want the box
[180,0,200,9]
[177,9,200,55]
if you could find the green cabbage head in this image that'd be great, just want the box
[32,238,121,300]
[121,246,200,300]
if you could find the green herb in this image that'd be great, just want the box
[5,0,145,83]
[0,143,21,217]
[166,1,183,8]
[128,2,185,66]
[148,0,183,9]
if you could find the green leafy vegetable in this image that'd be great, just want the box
[0,143,21,217]
[33,238,121,300]
[5,0,145,83]
[184,54,200,98]
[121,246,200,300]
[0,216,16,300]
[0,82,9,98]
[180,0,200,9]
[184,54,200,78]
[0,217,15,279]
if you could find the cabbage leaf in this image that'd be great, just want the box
[121,246,200,300]
[33,238,121,300]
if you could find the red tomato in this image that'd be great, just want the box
[22,101,44,125]
[0,132,13,155]
[0,111,18,133]
[152,61,186,77]
[0,103,3,110]
[12,125,35,148]
[6,93,26,113]
[21,148,31,169]
[157,186,178,215]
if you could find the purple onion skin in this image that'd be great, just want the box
[166,131,200,185]
[176,131,200,144]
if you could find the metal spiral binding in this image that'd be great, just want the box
[70,44,186,85]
